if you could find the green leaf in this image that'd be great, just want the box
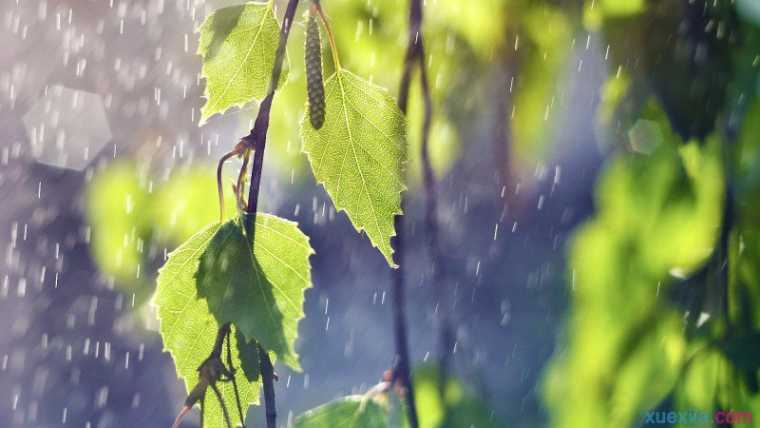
[197,215,313,370]
[294,396,388,428]
[198,1,285,124]
[156,214,314,370]
[153,223,262,428]
[301,69,406,267]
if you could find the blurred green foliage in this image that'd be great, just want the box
[86,164,237,306]
[510,5,572,167]
[545,1,760,427]
[409,365,504,428]
[86,163,151,286]
[544,101,724,427]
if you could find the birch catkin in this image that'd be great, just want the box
[305,14,325,129]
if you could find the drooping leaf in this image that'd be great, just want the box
[196,215,313,370]
[294,395,388,428]
[323,0,463,185]
[198,1,286,124]
[156,214,313,370]
[153,223,262,428]
[301,69,406,267]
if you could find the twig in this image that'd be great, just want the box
[200,394,205,428]
[390,0,434,427]
[225,328,247,424]
[217,148,240,222]
[173,323,236,428]
[414,21,454,394]
[236,1,301,428]
[210,383,233,428]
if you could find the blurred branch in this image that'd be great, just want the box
[391,0,435,426]
[413,1,454,401]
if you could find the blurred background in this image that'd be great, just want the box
[1,0,759,427]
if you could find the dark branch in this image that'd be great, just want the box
[416,36,453,394]
[243,0,300,224]
[238,2,301,428]
[390,1,430,427]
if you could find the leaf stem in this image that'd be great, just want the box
[217,149,240,223]
[313,2,342,71]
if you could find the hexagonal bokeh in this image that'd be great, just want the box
[22,85,112,171]
[627,119,663,155]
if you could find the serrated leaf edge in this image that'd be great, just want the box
[249,213,315,371]
[196,0,282,126]
[299,69,407,269]
[151,214,314,373]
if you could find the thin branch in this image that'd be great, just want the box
[416,37,453,395]
[210,383,233,428]
[225,328,247,425]
[200,394,205,428]
[390,1,429,427]
[171,405,192,428]
[237,2,302,428]
[217,148,241,222]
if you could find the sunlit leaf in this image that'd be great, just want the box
[153,223,262,428]
[294,395,388,428]
[198,1,286,124]
[196,215,313,370]
[301,69,406,267]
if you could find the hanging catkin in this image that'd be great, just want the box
[305,13,325,129]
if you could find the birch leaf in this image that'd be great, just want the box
[301,69,406,267]
[198,1,286,124]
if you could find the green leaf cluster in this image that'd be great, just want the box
[198,2,409,267]
[87,162,315,424]
[154,214,313,426]
[543,100,726,427]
